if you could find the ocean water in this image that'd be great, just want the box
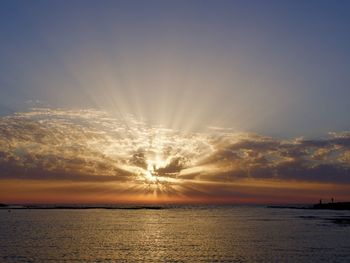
[0,206,350,262]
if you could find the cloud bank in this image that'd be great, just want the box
[1,108,350,203]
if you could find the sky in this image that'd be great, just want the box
[0,1,350,204]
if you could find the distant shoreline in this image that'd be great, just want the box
[268,202,350,210]
[1,202,350,210]
[0,204,165,210]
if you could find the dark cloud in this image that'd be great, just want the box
[197,133,350,184]
[157,157,187,174]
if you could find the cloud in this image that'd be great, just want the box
[0,108,350,201]
[200,134,350,183]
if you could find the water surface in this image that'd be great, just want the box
[1,206,350,262]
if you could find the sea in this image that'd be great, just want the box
[0,206,350,262]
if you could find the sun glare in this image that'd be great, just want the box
[144,158,167,183]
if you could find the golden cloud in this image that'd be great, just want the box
[1,108,350,202]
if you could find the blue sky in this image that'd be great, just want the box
[1,0,350,137]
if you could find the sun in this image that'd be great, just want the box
[142,156,175,185]
[144,165,157,183]
[144,159,163,183]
